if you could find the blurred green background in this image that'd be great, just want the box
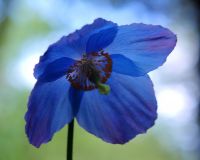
[0,0,199,160]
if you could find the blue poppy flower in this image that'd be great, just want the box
[25,18,177,148]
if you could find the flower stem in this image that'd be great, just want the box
[67,119,74,160]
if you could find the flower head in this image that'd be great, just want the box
[25,18,177,147]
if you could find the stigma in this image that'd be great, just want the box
[66,50,112,94]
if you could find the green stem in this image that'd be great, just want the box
[67,119,74,160]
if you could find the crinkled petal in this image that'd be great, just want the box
[34,18,116,79]
[106,23,177,75]
[76,73,157,144]
[38,57,75,82]
[86,25,117,53]
[25,77,78,147]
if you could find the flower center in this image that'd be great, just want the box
[66,50,112,94]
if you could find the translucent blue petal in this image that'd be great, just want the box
[34,37,82,79]
[111,54,144,76]
[25,77,77,147]
[34,18,116,79]
[86,25,117,53]
[106,23,177,75]
[76,73,157,144]
[38,57,75,82]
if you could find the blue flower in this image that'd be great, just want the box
[25,18,177,148]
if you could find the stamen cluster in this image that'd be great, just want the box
[67,51,112,90]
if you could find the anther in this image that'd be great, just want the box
[67,51,112,91]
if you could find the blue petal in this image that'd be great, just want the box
[34,18,116,79]
[76,73,157,144]
[111,54,144,76]
[38,57,75,82]
[86,25,118,53]
[106,23,177,75]
[25,77,77,147]
[69,87,84,115]
[34,37,81,79]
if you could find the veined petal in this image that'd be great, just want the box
[106,23,177,75]
[68,86,84,114]
[111,54,144,76]
[34,18,116,79]
[25,77,77,148]
[76,73,157,144]
[86,25,117,53]
[34,37,81,79]
[38,57,75,82]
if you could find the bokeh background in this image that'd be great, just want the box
[0,0,199,160]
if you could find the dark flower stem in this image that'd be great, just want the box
[67,119,74,160]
